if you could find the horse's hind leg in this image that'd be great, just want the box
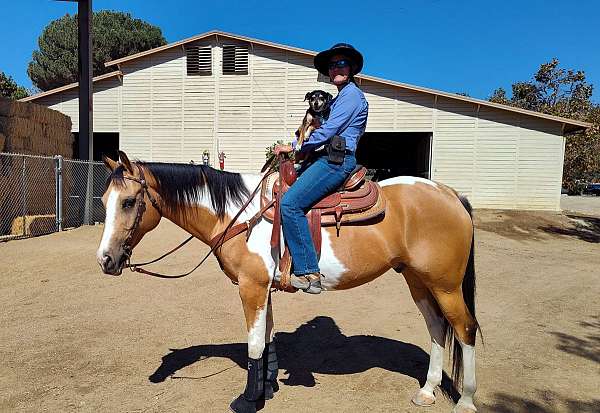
[403,270,446,407]
[230,279,271,413]
[430,287,478,413]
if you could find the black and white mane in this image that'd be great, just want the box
[107,162,250,220]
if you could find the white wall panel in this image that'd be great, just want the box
[31,34,568,210]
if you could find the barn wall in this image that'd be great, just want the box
[27,34,568,210]
[431,98,564,210]
[35,77,121,133]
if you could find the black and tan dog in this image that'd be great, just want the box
[295,90,333,148]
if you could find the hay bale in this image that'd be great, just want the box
[0,97,32,118]
[0,99,72,157]
[11,214,56,236]
[7,117,44,138]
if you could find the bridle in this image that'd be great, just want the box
[114,160,276,279]
[120,165,163,262]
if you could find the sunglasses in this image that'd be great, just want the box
[328,59,351,69]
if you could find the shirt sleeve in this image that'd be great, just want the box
[299,86,363,153]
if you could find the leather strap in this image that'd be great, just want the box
[208,199,275,249]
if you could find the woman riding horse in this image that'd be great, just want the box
[274,43,369,294]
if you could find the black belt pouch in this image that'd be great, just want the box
[327,135,346,165]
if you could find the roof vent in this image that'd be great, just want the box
[185,45,212,76]
[222,45,249,75]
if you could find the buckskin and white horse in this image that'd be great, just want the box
[96,151,479,413]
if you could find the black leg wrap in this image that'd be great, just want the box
[263,341,279,400]
[244,357,264,401]
[229,357,265,413]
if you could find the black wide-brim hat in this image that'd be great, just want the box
[314,43,364,77]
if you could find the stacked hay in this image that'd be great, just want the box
[10,214,56,237]
[0,97,74,236]
[0,97,73,157]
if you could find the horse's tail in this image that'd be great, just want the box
[444,194,478,386]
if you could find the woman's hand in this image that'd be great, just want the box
[273,144,293,156]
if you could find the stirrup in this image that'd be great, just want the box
[290,273,322,294]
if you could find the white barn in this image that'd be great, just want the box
[22,30,590,210]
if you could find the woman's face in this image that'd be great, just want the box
[328,54,352,86]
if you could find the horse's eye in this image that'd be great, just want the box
[122,198,136,209]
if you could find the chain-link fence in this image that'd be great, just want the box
[0,152,109,241]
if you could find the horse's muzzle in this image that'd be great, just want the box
[98,253,125,276]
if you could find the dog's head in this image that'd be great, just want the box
[304,90,333,113]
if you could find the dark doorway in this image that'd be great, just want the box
[356,132,431,181]
[73,132,119,161]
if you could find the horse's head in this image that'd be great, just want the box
[97,151,162,275]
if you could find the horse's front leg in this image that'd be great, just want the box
[263,291,279,400]
[230,277,271,413]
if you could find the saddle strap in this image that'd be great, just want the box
[270,176,282,250]
[308,209,322,259]
[278,248,293,290]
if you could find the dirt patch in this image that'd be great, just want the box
[1,210,599,412]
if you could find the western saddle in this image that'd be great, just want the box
[265,156,386,291]
[210,155,386,292]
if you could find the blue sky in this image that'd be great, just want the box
[1,0,599,102]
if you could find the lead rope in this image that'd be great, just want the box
[125,159,277,279]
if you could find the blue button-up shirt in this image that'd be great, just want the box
[298,82,368,154]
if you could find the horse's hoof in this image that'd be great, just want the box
[411,388,436,407]
[229,394,257,413]
[264,380,279,400]
[452,400,477,413]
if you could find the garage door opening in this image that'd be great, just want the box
[73,132,119,161]
[356,132,432,181]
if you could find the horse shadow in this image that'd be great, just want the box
[149,316,460,402]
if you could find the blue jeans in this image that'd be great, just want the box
[280,154,356,275]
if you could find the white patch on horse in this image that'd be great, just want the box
[318,229,348,290]
[246,218,277,279]
[247,292,271,359]
[97,189,119,259]
[414,298,445,399]
[379,176,437,188]
[456,342,477,411]
[229,175,263,221]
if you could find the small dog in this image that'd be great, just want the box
[295,90,333,148]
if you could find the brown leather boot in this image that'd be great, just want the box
[290,273,323,294]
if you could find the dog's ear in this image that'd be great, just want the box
[304,91,312,101]
[325,92,334,102]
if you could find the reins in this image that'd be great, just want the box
[121,160,276,279]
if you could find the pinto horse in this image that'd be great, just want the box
[97,151,479,413]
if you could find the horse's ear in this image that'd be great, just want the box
[102,155,118,172]
[118,150,134,173]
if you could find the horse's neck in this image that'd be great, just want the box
[160,173,263,245]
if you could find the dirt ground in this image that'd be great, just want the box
[1,208,599,413]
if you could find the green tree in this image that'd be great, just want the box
[489,58,599,193]
[0,71,29,100]
[28,11,166,91]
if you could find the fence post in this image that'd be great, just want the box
[54,155,63,231]
[21,155,26,237]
